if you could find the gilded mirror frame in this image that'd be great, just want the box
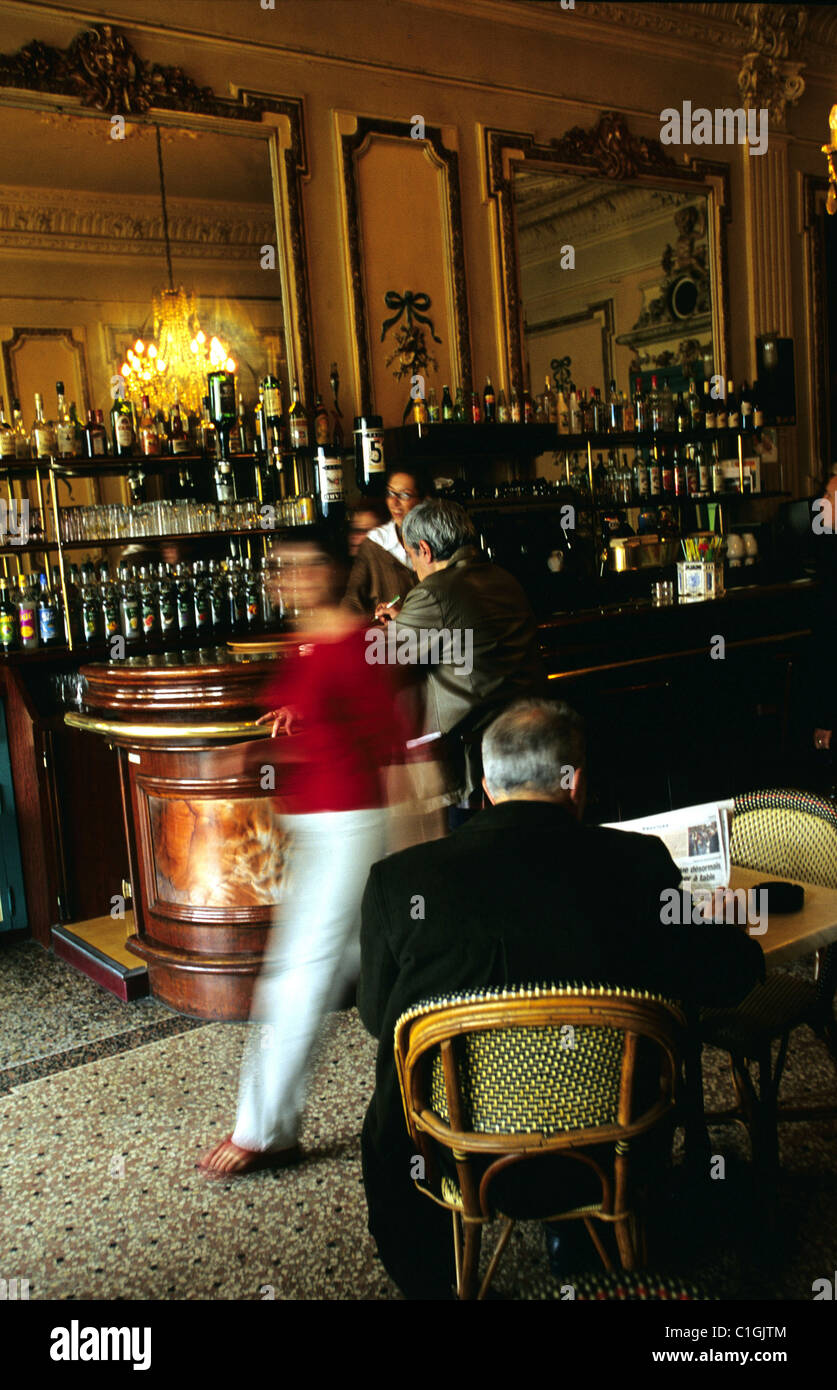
[484,111,731,397]
[0,21,315,409]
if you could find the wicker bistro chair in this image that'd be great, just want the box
[699,789,837,1175]
[394,984,686,1301]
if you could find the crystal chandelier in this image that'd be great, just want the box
[118,127,236,415]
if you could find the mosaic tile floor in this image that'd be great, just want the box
[1,942,836,1299]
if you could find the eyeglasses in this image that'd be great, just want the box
[386,488,418,501]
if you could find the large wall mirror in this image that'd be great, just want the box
[486,112,730,402]
[0,22,313,502]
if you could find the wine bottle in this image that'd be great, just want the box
[316,446,345,523]
[11,400,29,459]
[84,408,107,458]
[703,380,716,430]
[139,394,161,456]
[633,378,646,433]
[649,376,662,432]
[740,381,753,432]
[483,377,496,424]
[55,382,76,458]
[607,380,621,432]
[38,571,60,647]
[30,393,57,459]
[0,579,19,652]
[441,385,454,422]
[0,398,16,460]
[111,395,135,457]
[687,379,702,431]
[169,393,189,455]
[288,379,309,449]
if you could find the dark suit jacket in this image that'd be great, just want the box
[358,799,765,1159]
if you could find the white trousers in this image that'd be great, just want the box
[232,807,391,1152]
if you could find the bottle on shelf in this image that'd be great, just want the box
[54,382,77,458]
[37,571,60,647]
[753,386,764,431]
[660,378,675,431]
[522,388,535,425]
[313,392,330,446]
[672,446,686,498]
[81,569,103,644]
[675,392,689,434]
[243,557,262,632]
[703,379,717,430]
[193,561,213,642]
[687,379,702,431]
[711,439,724,493]
[111,394,135,457]
[685,445,699,498]
[200,396,218,460]
[354,414,385,492]
[209,560,229,638]
[101,566,121,644]
[696,442,711,497]
[11,400,29,459]
[84,408,108,458]
[607,380,621,433]
[316,446,345,524]
[168,392,189,455]
[483,377,496,424]
[649,376,662,432]
[411,392,429,427]
[726,380,739,430]
[715,384,728,431]
[17,573,40,650]
[633,377,646,433]
[57,563,81,645]
[470,390,482,425]
[541,376,555,425]
[288,379,309,449]
[0,397,16,460]
[119,565,142,645]
[138,394,161,456]
[0,578,19,652]
[139,566,160,642]
[497,388,510,424]
[426,387,439,424]
[441,385,455,422]
[30,393,57,459]
[509,388,521,424]
[175,563,196,646]
[228,563,248,636]
[633,450,649,498]
[740,382,754,432]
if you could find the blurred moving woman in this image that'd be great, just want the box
[343,466,434,617]
[199,541,401,1176]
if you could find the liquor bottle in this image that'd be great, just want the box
[411,392,429,427]
[17,573,39,650]
[316,447,345,523]
[687,379,702,431]
[288,380,309,449]
[659,446,673,494]
[243,557,262,632]
[101,568,121,643]
[441,385,455,422]
[607,380,622,433]
[200,396,218,460]
[260,368,283,434]
[580,389,593,435]
[11,400,29,459]
[672,446,686,498]
[0,398,15,459]
[237,393,254,453]
[685,445,699,497]
[30,393,57,459]
[313,393,331,446]
[354,415,385,491]
[510,388,522,424]
[154,565,176,644]
[54,382,76,458]
[426,387,439,424]
[454,387,467,423]
[523,389,535,425]
[542,376,555,425]
[193,562,213,643]
[169,394,189,455]
[740,382,754,432]
[621,390,635,433]
[483,378,496,424]
[137,567,160,643]
[633,452,649,498]
[57,564,81,645]
[95,410,110,455]
[111,395,135,457]
[675,393,689,433]
[633,378,646,433]
[649,376,662,432]
[119,565,142,645]
[496,388,510,425]
[37,571,60,647]
[753,387,764,430]
[715,384,728,431]
[554,388,567,434]
[81,570,103,645]
[207,371,236,458]
[593,452,608,503]
[138,394,161,456]
[175,563,196,645]
[154,407,170,455]
[711,439,724,493]
[696,442,711,496]
[703,380,716,430]
[589,388,604,434]
[209,561,229,637]
[84,408,107,458]
[0,579,19,651]
[259,555,277,628]
[726,381,740,430]
[228,564,248,636]
[660,378,675,430]
[469,390,481,425]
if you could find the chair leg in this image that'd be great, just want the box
[614,1212,638,1270]
[477,1217,514,1300]
[452,1211,462,1294]
[583,1216,614,1272]
[458,1220,483,1300]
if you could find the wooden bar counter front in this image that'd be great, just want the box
[69,648,286,1021]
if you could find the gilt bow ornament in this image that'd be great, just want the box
[380,291,442,343]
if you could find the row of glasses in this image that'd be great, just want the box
[57,498,264,544]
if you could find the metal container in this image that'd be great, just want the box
[608,535,680,572]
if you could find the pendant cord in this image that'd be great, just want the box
[155,125,175,292]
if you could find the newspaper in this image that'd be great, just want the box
[602,800,734,892]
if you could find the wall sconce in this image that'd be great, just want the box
[823,104,837,214]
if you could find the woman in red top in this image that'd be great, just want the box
[199,541,400,1175]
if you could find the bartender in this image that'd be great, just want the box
[343,465,434,617]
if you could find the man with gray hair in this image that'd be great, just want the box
[374,499,544,812]
[358,697,764,1298]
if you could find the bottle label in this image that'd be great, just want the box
[39,605,58,643]
[0,432,16,459]
[171,436,190,455]
[141,428,161,456]
[0,612,16,645]
[35,427,56,457]
[318,454,344,503]
[83,609,99,641]
[728,410,740,429]
[360,430,385,475]
[290,420,309,449]
[116,415,134,448]
[19,603,37,641]
[263,386,282,418]
[92,433,106,455]
[57,423,76,456]
[315,413,331,445]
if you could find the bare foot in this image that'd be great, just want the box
[197,1135,300,1178]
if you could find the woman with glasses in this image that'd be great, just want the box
[343,466,435,617]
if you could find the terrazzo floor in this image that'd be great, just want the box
[1,940,836,1300]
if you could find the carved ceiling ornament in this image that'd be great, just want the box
[0,21,253,120]
[737,3,807,128]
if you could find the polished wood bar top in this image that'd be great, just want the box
[65,710,272,744]
[729,865,837,966]
[80,645,282,715]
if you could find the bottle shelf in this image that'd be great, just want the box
[0,524,316,558]
[0,452,262,480]
[460,489,789,512]
[385,423,768,461]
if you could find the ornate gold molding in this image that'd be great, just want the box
[339,116,472,413]
[0,22,315,408]
[737,2,807,129]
